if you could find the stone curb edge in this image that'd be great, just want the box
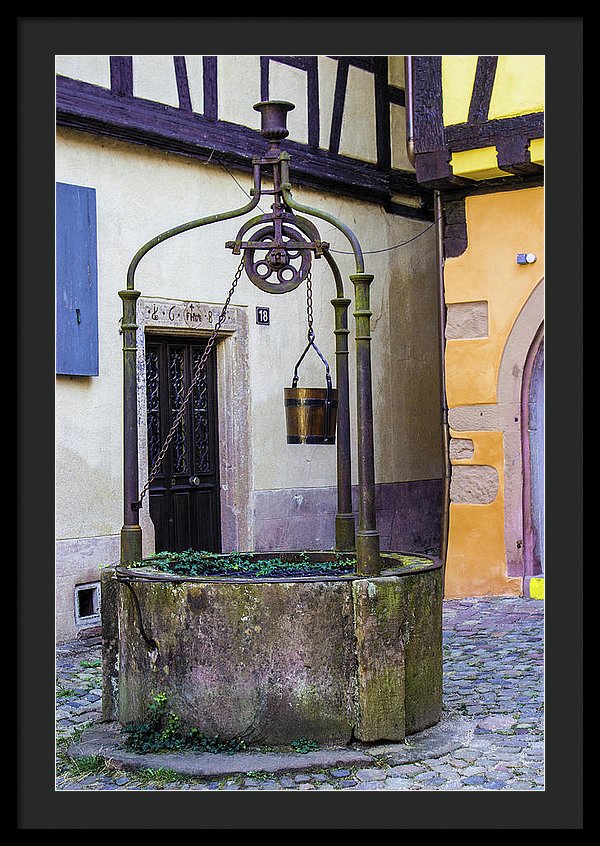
[67,714,474,779]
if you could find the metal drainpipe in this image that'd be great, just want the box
[404,56,451,581]
[404,56,416,169]
[434,191,451,584]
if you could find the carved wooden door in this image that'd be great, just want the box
[145,335,221,553]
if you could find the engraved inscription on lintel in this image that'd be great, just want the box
[139,299,237,331]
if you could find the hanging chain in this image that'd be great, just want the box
[133,257,245,511]
[305,269,314,342]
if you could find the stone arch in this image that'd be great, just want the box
[496,278,544,579]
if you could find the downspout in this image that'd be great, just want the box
[404,56,450,582]
[434,191,451,584]
[404,56,416,169]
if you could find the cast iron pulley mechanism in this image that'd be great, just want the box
[226,211,329,295]
[242,223,311,293]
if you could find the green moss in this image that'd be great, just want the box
[218,583,263,631]
[401,570,443,734]
[360,667,403,710]
[115,564,442,745]
[380,552,434,572]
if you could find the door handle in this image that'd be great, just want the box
[189,476,201,486]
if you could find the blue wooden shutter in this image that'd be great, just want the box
[56,182,99,376]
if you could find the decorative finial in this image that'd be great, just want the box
[254,101,295,156]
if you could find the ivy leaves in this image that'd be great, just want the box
[122,693,247,755]
[130,549,357,580]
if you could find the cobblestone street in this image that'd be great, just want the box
[56,595,544,792]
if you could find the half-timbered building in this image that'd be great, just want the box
[55,55,445,642]
[54,53,544,642]
[407,55,545,599]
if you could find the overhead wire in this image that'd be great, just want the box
[210,150,439,255]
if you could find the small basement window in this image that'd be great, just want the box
[74,582,101,625]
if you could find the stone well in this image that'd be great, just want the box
[102,552,443,746]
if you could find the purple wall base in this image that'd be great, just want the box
[252,479,442,555]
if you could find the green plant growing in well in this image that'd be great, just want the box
[127,548,357,580]
[122,692,247,755]
[127,548,431,580]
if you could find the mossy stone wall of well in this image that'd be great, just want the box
[104,562,442,745]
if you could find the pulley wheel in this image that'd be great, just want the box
[243,225,312,293]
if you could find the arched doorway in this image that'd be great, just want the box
[522,328,544,580]
[496,279,544,587]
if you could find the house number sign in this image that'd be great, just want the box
[256,307,270,325]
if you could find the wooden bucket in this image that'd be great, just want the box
[284,387,338,444]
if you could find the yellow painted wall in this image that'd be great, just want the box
[445,430,521,598]
[444,188,544,408]
[441,54,544,182]
[442,56,479,125]
[450,147,514,181]
[443,187,544,598]
[488,56,544,120]
[442,55,544,126]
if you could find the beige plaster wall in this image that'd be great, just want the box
[54,78,440,639]
[56,128,441,540]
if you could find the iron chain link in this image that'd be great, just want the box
[305,269,314,342]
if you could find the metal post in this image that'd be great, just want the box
[281,163,378,571]
[332,296,355,551]
[119,288,142,566]
[119,178,261,566]
[351,273,381,575]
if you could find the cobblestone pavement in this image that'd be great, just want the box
[56,595,544,791]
